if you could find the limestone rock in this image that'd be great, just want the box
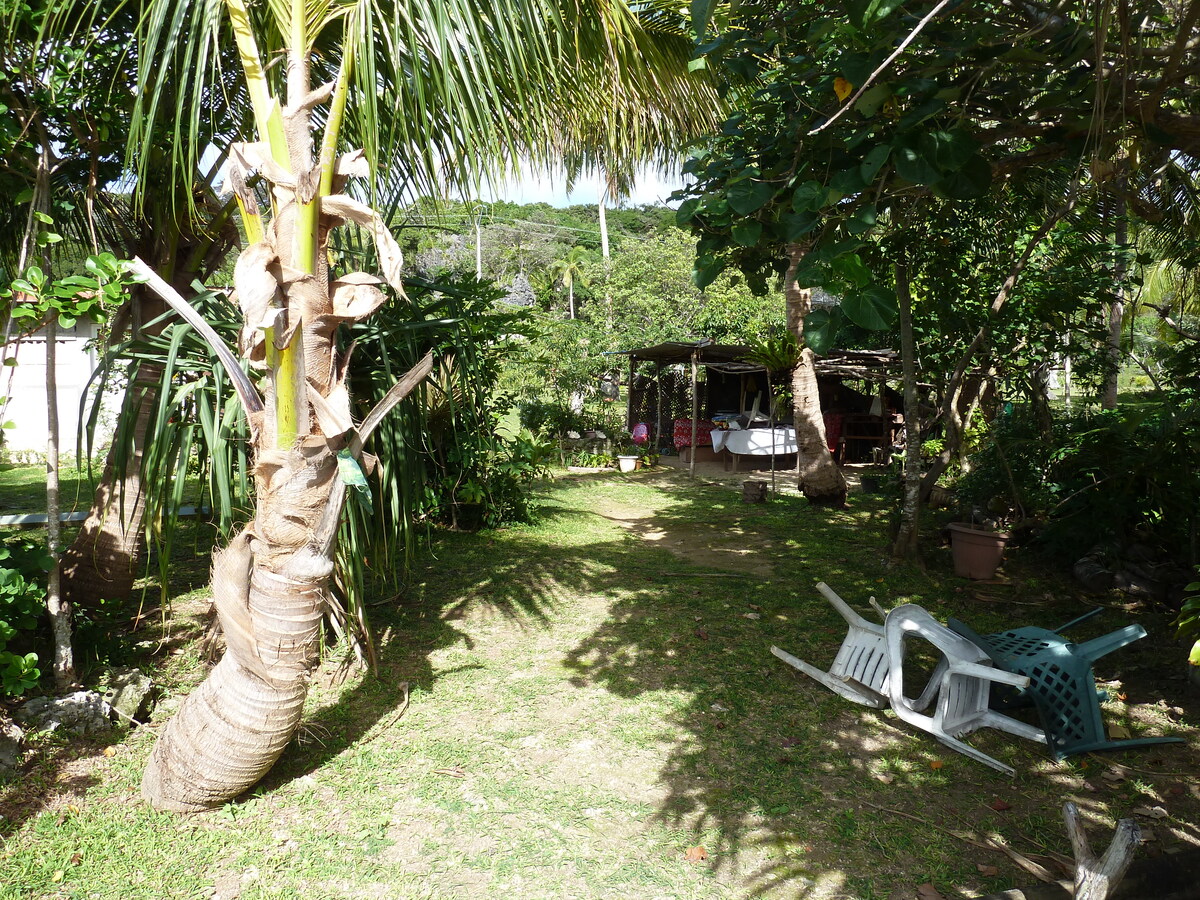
[103,667,154,725]
[0,715,23,770]
[14,691,112,735]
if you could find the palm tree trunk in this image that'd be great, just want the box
[142,29,356,808]
[59,357,160,610]
[142,442,337,810]
[785,244,846,506]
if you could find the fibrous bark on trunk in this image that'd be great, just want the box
[142,442,336,810]
[784,243,846,507]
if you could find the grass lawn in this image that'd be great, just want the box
[1,467,1197,899]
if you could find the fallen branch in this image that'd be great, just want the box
[1086,755,1200,781]
[861,801,1056,882]
[1063,801,1140,900]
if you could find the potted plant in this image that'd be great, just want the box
[615,437,643,473]
[947,521,1010,579]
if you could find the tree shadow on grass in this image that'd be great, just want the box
[0,519,220,836]
[256,492,634,793]
[551,470,1200,899]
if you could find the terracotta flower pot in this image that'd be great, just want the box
[948,522,1010,580]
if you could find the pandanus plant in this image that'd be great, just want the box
[119,0,718,809]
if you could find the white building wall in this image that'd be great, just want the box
[1,323,111,455]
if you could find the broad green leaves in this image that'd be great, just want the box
[892,129,992,198]
[4,252,136,331]
[804,308,841,354]
[842,284,897,330]
[727,175,775,215]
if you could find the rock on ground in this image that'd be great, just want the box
[14,691,112,735]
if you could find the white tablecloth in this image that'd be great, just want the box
[710,427,797,456]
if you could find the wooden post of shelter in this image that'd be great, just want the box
[768,368,776,495]
[627,354,635,433]
[689,349,699,480]
[655,361,663,452]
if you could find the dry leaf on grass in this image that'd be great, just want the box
[1101,767,1127,782]
[1132,805,1169,820]
[987,798,1012,811]
[742,612,761,620]
[976,864,1000,877]
[1107,724,1132,739]
[433,766,466,778]
[684,846,708,862]
[930,760,944,770]
[916,882,945,899]
[875,773,895,784]
[103,746,116,758]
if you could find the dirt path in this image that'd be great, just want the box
[591,489,777,579]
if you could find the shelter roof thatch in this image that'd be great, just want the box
[622,342,906,381]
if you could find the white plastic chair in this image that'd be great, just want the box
[884,604,1047,776]
[772,582,906,710]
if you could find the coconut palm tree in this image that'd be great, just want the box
[549,246,595,319]
[105,0,720,810]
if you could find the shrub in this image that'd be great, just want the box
[958,402,1200,565]
[0,541,48,697]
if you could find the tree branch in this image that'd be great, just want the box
[809,0,958,136]
[312,352,435,551]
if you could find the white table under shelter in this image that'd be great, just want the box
[710,426,797,471]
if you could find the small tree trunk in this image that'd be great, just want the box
[918,194,1078,502]
[1101,193,1127,410]
[891,262,922,559]
[785,244,846,506]
[45,316,76,690]
[1030,363,1053,439]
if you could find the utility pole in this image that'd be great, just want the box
[472,203,489,279]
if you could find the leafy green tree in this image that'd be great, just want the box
[679,0,1200,509]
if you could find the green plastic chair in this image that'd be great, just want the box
[947,617,1185,760]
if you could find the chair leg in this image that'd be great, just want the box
[933,732,1016,777]
[981,710,1046,745]
[1075,625,1146,665]
[770,646,889,708]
